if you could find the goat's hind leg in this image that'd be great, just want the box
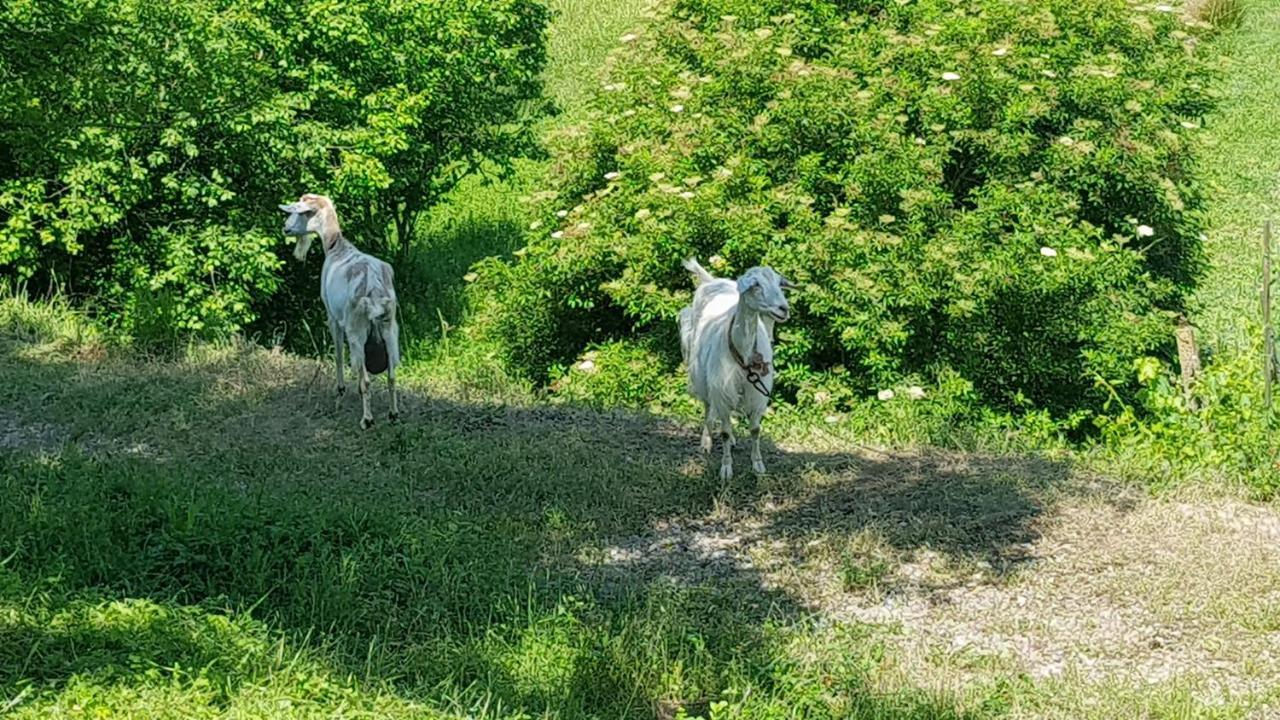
[700,405,714,454]
[386,321,401,423]
[348,337,374,430]
[330,317,346,401]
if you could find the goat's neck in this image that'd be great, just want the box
[316,206,353,258]
[321,230,353,259]
[729,305,763,361]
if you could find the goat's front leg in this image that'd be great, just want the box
[700,405,714,454]
[717,410,735,482]
[330,317,346,400]
[349,339,374,430]
[749,406,767,476]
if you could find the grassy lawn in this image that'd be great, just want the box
[2,298,1280,719]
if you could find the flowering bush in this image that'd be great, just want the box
[471,0,1216,416]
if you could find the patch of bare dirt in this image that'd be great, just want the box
[585,465,1280,704]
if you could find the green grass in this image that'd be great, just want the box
[0,333,1010,718]
[1192,0,1280,350]
[1,300,1276,718]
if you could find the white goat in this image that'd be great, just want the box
[679,258,794,480]
[279,193,400,429]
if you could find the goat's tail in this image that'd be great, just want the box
[357,295,393,375]
[356,295,392,331]
[683,257,715,286]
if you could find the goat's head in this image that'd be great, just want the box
[737,266,795,323]
[278,193,338,260]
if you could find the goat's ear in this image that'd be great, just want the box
[279,202,310,214]
[737,274,760,294]
[778,274,798,290]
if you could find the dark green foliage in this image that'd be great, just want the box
[0,0,550,346]
[471,0,1215,415]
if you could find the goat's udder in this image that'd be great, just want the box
[364,336,389,375]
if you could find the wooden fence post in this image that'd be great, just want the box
[1175,314,1201,411]
[1265,221,1275,410]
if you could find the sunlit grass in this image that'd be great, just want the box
[1192,0,1280,350]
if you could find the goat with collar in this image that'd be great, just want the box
[280,193,401,429]
[678,258,795,480]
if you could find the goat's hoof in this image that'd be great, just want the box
[752,460,767,476]
[719,464,734,482]
[360,417,374,431]
[700,437,713,454]
[389,411,400,424]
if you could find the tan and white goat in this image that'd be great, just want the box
[280,194,400,429]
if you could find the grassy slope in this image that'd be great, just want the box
[1192,0,1280,350]
[2,313,1279,719]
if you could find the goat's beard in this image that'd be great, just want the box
[292,235,313,261]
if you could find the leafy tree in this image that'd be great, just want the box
[0,0,549,343]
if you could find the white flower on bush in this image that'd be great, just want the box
[551,231,564,239]
[556,209,568,218]
[634,208,652,220]
[1154,4,1174,11]
[1040,246,1057,257]
[942,72,961,81]
[670,104,685,113]
[679,191,695,199]
[529,220,542,230]
[619,33,638,43]
[992,47,1009,57]
[1137,224,1155,237]
[907,386,926,400]
[877,389,895,401]
[604,171,622,180]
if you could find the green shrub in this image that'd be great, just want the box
[0,0,549,346]
[471,0,1216,417]
[1099,331,1280,497]
[547,340,693,410]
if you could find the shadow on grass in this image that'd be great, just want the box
[0,344,1068,718]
